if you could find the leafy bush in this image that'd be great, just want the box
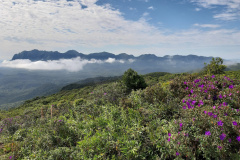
[203,57,226,75]
[122,68,147,91]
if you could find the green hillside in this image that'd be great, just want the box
[0,66,240,159]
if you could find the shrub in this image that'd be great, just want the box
[122,68,147,91]
[203,57,226,75]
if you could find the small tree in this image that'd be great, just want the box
[122,68,147,91]
[203,57,226,75]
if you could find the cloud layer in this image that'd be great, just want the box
[0,0,240,59]
[0,57,131,72]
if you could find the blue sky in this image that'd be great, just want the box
[0,0,240,60]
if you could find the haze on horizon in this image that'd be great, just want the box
[1,0,240,60]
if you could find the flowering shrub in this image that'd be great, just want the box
[169,75,240,159]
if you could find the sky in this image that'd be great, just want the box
[1,0,240,60]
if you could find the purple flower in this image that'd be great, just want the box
[211,75,215,78]
[204,111,207,114]
[176,152,180,156]
[9,156,13,159]
[220,133,226,140]
[213,106,216,109]
[218,146,222,150]
[229,85,234,89]
[229,93,232,96]
[208,112,213,116]
[228,139,232,143]
[182,99,185,103]
[168,138,170,141]
[219,94,223,99]
[224,113,228,116]
[182,106,186,109]
[191,100,196,105]
[58,120,62,122]
[205,131,211,136]
[184,82,187,85]
[179,123,183,128]
[236,136,240,142]
[168,133,171,137]
[104,93,107,95]
[232,121,237,126]
[185,87,188,90]
[193,118,195,121]
[223,102,227,106]
[213,115,217,118]
[217,120,224,126]
[190,89,193,94]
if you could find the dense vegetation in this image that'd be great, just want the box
[0,59,240,159]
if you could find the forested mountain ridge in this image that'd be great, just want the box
[12,49,213,62]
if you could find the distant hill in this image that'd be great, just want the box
[12,50,135,61]
[11,49,212,63]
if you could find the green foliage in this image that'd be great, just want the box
[203,57,227,75]
[1,68,240,159]
[122,68,147,91]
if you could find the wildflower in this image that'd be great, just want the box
[182,106,186,109]
[184,82,187,85]
[223,102,227,106]
[224,113,228,116]
[233,121,237,126]
[185,87,188,90]
[229,85,234,89]
[168,138,170,141]
[213,115,217,118]
[228,139,231,143]
[205,131,211,136]
[229,93,232,96]
[182,99,185,103]
[178,142,180,145]
[193,118,195,121]
[179,123,183,128]
[9,156,13,159]
[191,100,196,105]
[208,112,213,116]
[236,136,240,142]
[212,75,215,78]
[58,120,62,122]
[191,89,193,94]
[176,152,180,156]
[218,146,222,150]
[217,120,224,126]
[168,133,171,137]
[220,133,226,140]
[104,93,107,95]
[219,94,223,99]
[213,106,216,109]
[204,111,207,114]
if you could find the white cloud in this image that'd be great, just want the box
[0,57,131,72]
[195,8,201,11]
[194,23,220,28]
[148,6,154,10]
[190,0,240,20]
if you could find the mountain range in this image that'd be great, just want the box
[12,49,212,63]
[0,49,218,110]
